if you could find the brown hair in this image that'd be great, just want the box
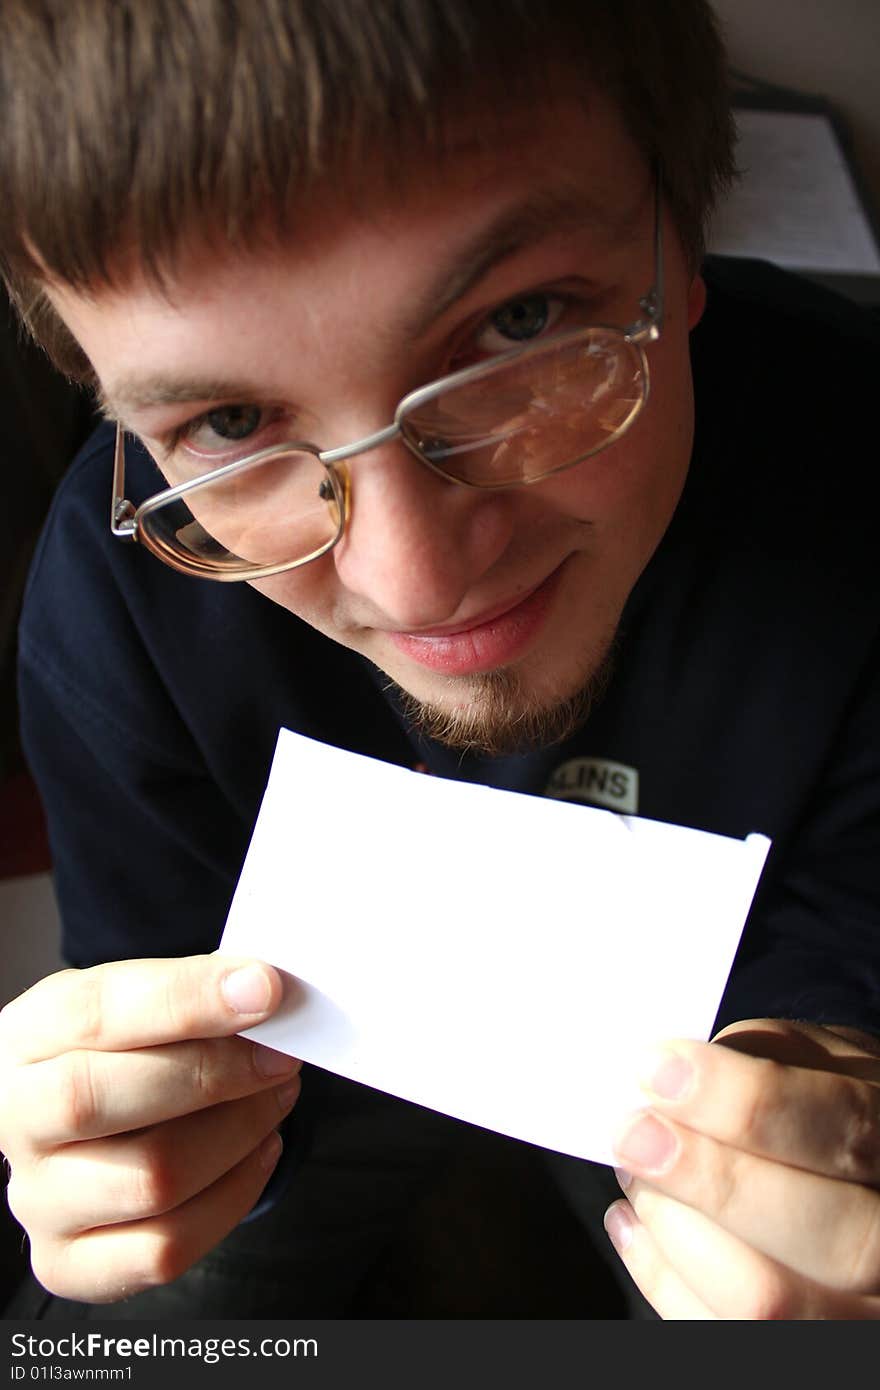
[0,0,736,380]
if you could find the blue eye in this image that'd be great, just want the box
[469,293,566,360]
[204,405,262,440]
[490,295,550,342]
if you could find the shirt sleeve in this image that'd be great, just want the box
[18,641,248,965]
[715,638,880,1040]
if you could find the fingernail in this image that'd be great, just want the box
[615,1112,678,1173]
[259,1130,283,1173]
[222,965,272,1015]
[253,1044,300,1078]
[604,1201,634,1255]
[614,1167,633,1191]
[643,1046,693,1101]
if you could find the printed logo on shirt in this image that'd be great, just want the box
[544,757,639,813]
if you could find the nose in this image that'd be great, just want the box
[331,435,515,628]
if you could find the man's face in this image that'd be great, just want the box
[49,90,705,754]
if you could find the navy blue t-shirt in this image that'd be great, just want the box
[17,257,880,1046]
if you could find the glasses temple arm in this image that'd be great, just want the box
[630,167,665,343]
[111,423,138,537]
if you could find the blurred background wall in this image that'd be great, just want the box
[711,0,880,213]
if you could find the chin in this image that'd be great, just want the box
[387,641,618,757]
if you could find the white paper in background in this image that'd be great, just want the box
[708,109,880,274]
[219,729,771,1166]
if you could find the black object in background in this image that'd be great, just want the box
[0,285,97,780]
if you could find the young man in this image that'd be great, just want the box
[1,0,879,1320]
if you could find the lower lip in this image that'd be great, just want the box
[386,566,564,676]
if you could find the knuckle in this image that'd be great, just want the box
[74,968,107,1050]
[193,1044,217,1105]
[0,969,85,1067]
[700,1146,742,1222]
[158,956,215,1040]
[189,1041,224,1106]
[0,992,36,1061]
[158,970,191,1040]
[834,1079,880,1182]
[55,1052,101,1137]
[126,1140,179,1219]
[735,1061,783,1149]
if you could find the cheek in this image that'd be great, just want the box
[249,554,343,632]
[612,340,695,533]
[540,345,694,560]
[542,417,691,533]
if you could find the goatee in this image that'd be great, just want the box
[389,644,616,758]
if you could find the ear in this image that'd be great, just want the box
[687,272,707,330]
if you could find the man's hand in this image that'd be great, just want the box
[604,1019,880,1318]
[0,954,301,1303]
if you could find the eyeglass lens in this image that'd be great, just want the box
[139,449,344,573]
[400,328,645,487]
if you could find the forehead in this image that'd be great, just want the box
[77,84,646,276]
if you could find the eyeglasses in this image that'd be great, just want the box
[111,180,664,582]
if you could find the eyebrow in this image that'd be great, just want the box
[102,181,640,423]
[100,372,287,425]
[400,184,625,341]
[99,375,274,424]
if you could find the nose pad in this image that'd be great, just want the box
[331,437,514,627]
[319,462,350,538]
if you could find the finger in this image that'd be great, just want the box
[603,1200,716,1319]
[635,1034,880,1184]
[622,1177,880,1319]
[713,1018,880,1081]
[28,1130,286,1304]
[612,1109,880,1294]
[0,954,285,1065]
[2,1037,301,1150]
[9,1077,300,1237]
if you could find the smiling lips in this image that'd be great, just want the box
[386,565,564,676]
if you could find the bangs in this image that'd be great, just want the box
[2,0,566,292]
[0,1,736,376]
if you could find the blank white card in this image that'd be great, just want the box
[220,729,770,1165]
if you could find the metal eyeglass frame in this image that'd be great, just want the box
[111,174,664,581]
